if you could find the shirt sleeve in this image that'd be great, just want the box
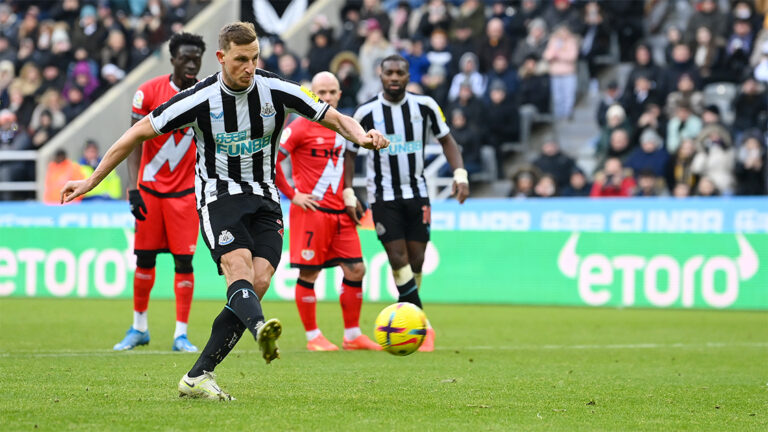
[424,96,450,139]
[148,87,201,135]
[271,79,330,122]
[131,82,152,121]
[279,118,303,155]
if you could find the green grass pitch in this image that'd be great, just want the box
[1,298,766,431]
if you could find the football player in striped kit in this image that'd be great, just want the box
[61,22,389,400]
[346,54,470,352]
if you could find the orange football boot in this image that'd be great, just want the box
[342,334,382,351]
[306,334,339,351]
[418,328,435,352]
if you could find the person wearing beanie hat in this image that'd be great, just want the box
[625,127,669,178]
[71,3,106,55]
[702,103,722,125]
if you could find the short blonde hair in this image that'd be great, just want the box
[218,21,258,51]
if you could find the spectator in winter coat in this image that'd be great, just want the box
[624,43,662,99]
[448,52,486,101]
[732,78,767,141]
[590,157,637,197]
[692,124,735,194]
[517,54,550,114]
[664,138,700,193]
[625,128,669,178]
[449,107,484,175]
[484,54,519,103]
[685,0,727,43]
[734,134,767,195]
[307,28,337,77]
[477,17,514,73]
[532,138,576,189]
[666,101,702,153]
[448,81,485,134]
[484,80,519,174]
[512,18,548,67]
[561,167,592,197]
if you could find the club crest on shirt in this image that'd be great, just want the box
[261,102,276,118]
[301,249,315,260]
[218,230,234,246]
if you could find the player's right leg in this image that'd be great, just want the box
[296,269,338,351]
[113,251,156,350]
[289,206,337,351]
[338,262,380,351]
[115,190,167,350]
[165,193,200,352]
[372,201,423,308]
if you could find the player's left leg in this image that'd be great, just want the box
[404,240,434,351]
[338,262,380,350]
[171,254,197,352]
[404,198,433,352]
[164,193,199,351]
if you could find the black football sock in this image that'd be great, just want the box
[226,279,266,340]
[396,278,422,309]
[188,307,246,377]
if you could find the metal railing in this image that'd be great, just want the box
[0,150,37,192]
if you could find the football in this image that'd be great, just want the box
[374,302,428,356]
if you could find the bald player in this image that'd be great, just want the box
[275,72,381,351]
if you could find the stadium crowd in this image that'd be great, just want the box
[1,0,767,200]
[0,0,209,200]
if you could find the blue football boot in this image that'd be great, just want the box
[172,334,198,352]
[113,327,150,351]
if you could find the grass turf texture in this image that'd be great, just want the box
[0,299,766,431]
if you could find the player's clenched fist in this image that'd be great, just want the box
[363,130,389,150]
[60,179,92,204]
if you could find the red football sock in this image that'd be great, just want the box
[295,279,318,332]
[133,267,155,313]
[174,272,194,324]
[339,278,363,329]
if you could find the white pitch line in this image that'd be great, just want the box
[0,349,268,358]
[458,342,768,351]
[1,342,766,359]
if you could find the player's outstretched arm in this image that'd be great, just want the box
[438,133,470,204]
[319,107,389,151]
[60,116,160,203]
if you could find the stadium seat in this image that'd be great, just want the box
[703,82,737,126]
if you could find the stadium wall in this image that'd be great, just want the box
[1,197,766,310]
[35,0,240,199]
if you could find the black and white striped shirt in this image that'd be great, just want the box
[347,92,450,203]
[148,70,329,208]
